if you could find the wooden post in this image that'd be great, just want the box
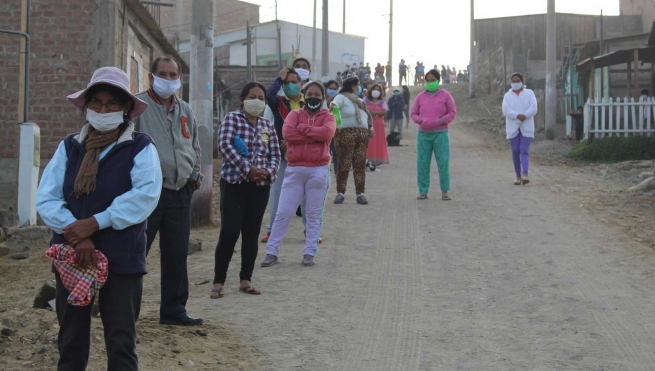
[591,64,596,100]
[18,0,28,123]
[634,49,640,100]
[627,61,632,98]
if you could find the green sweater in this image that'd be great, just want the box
[133,89,201,191]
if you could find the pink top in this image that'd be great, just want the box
[283,108,336,167]
[411,90,457,132]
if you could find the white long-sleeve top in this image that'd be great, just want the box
[502,87,538,139]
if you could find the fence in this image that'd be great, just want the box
[584,97,655,139]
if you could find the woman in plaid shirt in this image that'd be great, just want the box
[211,82,281,298]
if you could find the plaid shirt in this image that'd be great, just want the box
[218,109,281,185]
[45,244,108,307]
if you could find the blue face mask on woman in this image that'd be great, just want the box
[357,86,362,95]
[283,82,300,98]
[327,88,339,97]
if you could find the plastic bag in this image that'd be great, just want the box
[331,105,342,128]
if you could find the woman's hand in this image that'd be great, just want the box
[368,129,375,138]
[63,218,99,247]
[517,114,527,122]
[74,239,97,269]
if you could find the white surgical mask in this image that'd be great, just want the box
[243,99,266,116]
[371,90,381,99]
[86,109,124,132]
[152,75,181,99]
[511,82,523,91]
[295,68,310,81]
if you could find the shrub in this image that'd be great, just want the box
[568,136,655,162]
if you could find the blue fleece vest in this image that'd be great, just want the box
[50,131,153,275]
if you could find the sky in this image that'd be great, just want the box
[245,0,620,74]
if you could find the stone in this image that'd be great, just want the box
[33,280,57,309]
[7,226,51,245]
[639,171,655,180]
[195,329,207,337]
[37,346,51,355]
[0,325,15,337]
[179,360,194,367]
[172,348,181,354]
[0,209,18,229]
[0,228,5,242]
[629,177,655,192]
[11,252,29,260]
[0,244,9,257]
[1,318,16,329]
[188,238,202,255]
[618,160,653,170]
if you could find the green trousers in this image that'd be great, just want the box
[417,131,451,194]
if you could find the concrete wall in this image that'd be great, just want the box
[621,0,655,33]
[158,0,261,45]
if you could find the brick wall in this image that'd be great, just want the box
[0,0,94,208]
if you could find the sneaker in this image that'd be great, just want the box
[261,232,271,243]
[334,193,345,204]
[356,194,368,205]
[260,254,278,267]
[302,255,315,266]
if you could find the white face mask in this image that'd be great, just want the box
[86,109,124,133]
[371,90,381,99]
[243,99,266,116]
[511,82,523,91]
[295,68,310,81]
[152,75,181,99]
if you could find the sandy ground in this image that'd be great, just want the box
[3,84,655,370]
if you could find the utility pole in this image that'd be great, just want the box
[545,0,557,140]
[343,0,346,33]
[388,0,393,87]
[312,0,317,77]
[189,0,214,226]
[469,0,475,98]
[276,0,283,68]
[246,20,252,81]
[322,0,329,79]
[599,10,604,99]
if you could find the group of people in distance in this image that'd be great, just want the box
[34,49,542,369]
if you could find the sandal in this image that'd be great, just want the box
[514,179,522,186]
[441,195,452,201]
[209,287,224,299]
[239,286,261,295]
[417,194,428,200]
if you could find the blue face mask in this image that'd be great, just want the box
[283,82,300,98]
[327,88,339,97]
[357,86,362,95]
[394,92,400,96]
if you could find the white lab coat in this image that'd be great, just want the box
[502,87,538,139]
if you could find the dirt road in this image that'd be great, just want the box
[3,85,655,370]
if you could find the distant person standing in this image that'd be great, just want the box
[364,84,389,167]
[502,73,538,186]
[402,85,411,128]
[441,65,450,84]
[412,69,457,201]
[399,59,408,86]
[414,62,421,86]
[135,56,203,326]
[387,88,406,140]
[568,106,584,142]
[385,62,393,86]
[450,67,457,85]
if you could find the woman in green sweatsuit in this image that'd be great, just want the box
[410,69,457,200]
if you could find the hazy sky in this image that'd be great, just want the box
[245,0,619,74]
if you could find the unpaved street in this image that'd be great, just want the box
[3,86,655,370]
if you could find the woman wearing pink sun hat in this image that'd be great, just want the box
[36,66,162,370]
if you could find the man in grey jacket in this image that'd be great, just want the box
[133,56,203,326]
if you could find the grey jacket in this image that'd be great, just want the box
[134,89,201,191]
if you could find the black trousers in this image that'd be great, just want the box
[214,179,270,285]
[55,272,142,371]
[146,183,194,319]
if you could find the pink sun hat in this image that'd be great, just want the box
[67,67,148,118]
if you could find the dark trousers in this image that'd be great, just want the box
[213,179,270,285]
[575,123,584,141]
[55,272,142,371]
[145,183,194,319]
[330,139,338,173]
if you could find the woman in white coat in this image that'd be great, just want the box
[502,73,538,185]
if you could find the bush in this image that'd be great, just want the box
[568,136,655,162]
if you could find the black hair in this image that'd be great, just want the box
[284,68,299,82]
[292,57,311,70]
[367,83,385,99]
[511,72,524,82]
[340,77,360,93]
[238,82,267,108]
[425,69,440,81]
[325,80,339,90]
[576,106,584,111]
[84,84,135,121]
[151,55,179,74]
[402,85,409,92]
[641,89,649,95]
[303,81,325,98]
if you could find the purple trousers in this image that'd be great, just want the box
[509,131,532,178]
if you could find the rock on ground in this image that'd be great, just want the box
[33,280,57,309]
[4,226,51,245]
[0,244,9,257]
[188,238,202,255]
[629,177,655,192]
